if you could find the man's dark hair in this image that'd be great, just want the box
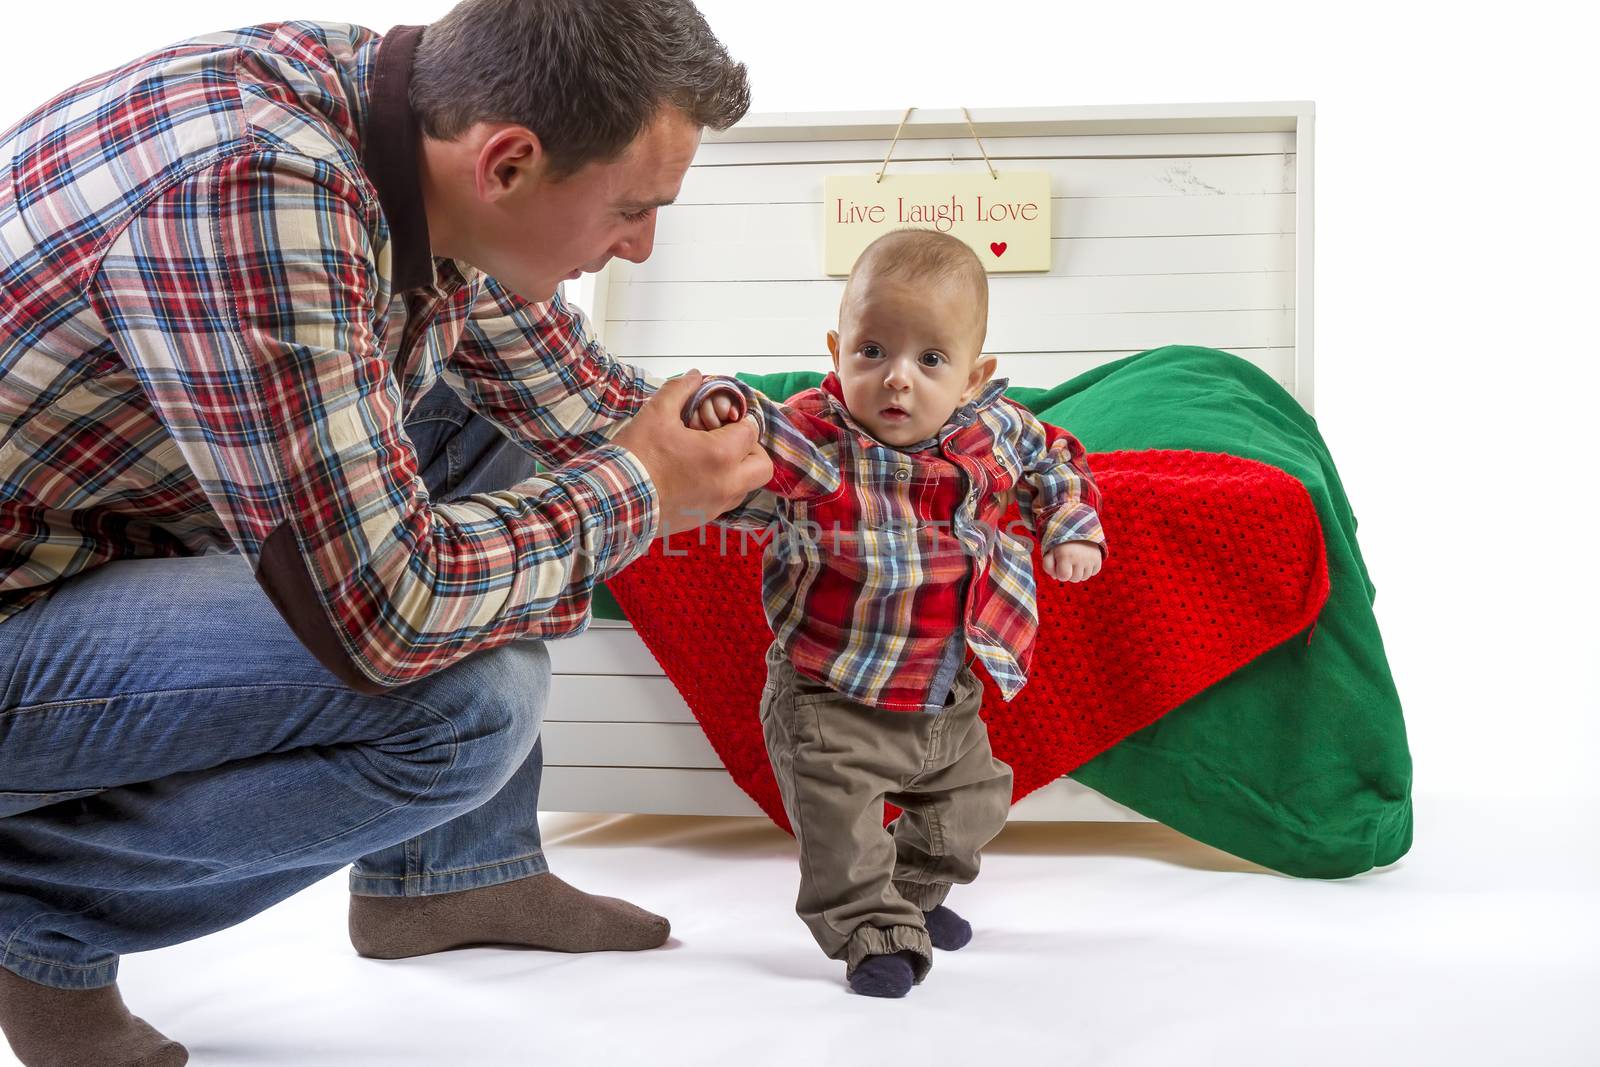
[412,0,750,178]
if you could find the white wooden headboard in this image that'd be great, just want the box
[576,102,1314,411]
[546,103,1315,821]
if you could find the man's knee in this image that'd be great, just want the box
[404,381,539,501]
[387,640,549,811]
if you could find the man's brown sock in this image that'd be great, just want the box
[0,966,187,1067]
[348,872,671,959]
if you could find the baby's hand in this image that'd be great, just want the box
[1043,541,1102,583]
[682,382,747,430]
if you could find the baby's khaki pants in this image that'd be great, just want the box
[759,642,1014,981]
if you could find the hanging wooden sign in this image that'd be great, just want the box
[823,171,1052,275]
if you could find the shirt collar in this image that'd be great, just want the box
[818,372,886,449]
[818,371,1012,452]
[955,377,1011,420]
[363,25,433,293]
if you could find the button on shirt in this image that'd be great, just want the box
[0,23,661,691]
[698,374,1107,712]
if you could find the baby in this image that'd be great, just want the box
[685,229,1106,997]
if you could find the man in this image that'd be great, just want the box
[0,2,770,1064]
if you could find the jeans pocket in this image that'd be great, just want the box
[0,787,104,818]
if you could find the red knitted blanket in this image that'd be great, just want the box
[608,449,1330,832]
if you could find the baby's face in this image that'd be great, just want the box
[828,273,995,448]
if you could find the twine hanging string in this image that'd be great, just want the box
[874,107,914,183]
[962,106,999,180]
[875,106,999,183]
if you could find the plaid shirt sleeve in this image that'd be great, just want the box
[447,277,662,463]
[685,376,841,530]
[86,151,659,691]
[1007,401,1108,556]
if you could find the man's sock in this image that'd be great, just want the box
[924,904,973,951]
[0,966,187,1067]
[348,871,670,959]
[847,951,919,998]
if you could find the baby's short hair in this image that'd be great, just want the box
[850,229,987,299]
[845,229,989,342]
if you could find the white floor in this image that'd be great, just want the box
[5,792,1595,1067]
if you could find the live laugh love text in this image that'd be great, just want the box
[822,171,1052,274]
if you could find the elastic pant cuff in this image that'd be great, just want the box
[844,923,933,983]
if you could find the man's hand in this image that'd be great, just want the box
[613,371,772,536]
[1043,541,1103,583]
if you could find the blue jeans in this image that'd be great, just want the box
[0,382,551,989]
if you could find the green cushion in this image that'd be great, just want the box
[597,346,1413,878]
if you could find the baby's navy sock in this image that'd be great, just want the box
[924,904,972,951]
[847,951,919,998]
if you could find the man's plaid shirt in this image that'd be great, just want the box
[705,373,1106,712]
[0,23,662,692]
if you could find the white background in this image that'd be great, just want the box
[2,3,1596,1064]
[4,0,1594,803]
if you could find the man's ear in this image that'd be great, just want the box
[475,125,544,202]
[963,354,998,402]
[827,330,841,372]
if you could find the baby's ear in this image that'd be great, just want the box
[826,330,841,369]
[964,354,998,401]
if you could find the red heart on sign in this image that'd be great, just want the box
[990,241,1007,257]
